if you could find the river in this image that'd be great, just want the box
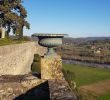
[63,59,110,69]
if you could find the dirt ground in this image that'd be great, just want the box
[80,79,110,95]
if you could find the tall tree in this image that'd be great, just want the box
[0,0,30,38]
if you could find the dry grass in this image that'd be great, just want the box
[80,79,110,95]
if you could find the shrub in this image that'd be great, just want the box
[31,54,41,74]
[62,69,76,90]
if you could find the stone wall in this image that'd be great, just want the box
[0,42,47,75]
[0,75,77,100]
[0,42,77,100]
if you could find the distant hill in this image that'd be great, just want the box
[30,36,110,45]
[63,37,110,44]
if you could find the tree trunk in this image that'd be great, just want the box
[6,31,9,38]
[6,24,11,38]
[19,26,23,39]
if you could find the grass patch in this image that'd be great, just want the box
[63,64,110,86]
[98,92,110,100]
[63,64,110,100]
[0,37,30,46]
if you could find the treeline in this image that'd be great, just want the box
[0,0,29,39]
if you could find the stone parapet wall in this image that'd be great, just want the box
[0,74,46,100]
[0,42,47,75]
[0,42,77,100]
[0,75,77,100]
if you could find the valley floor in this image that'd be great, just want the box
[80,79,110,95]
[63,64,110,100]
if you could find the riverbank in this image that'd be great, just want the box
[63,59,110,69]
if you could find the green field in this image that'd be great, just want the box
[63,64,110,100]
[0,37,30,46]
[63,64,110,86]
[99,92,110,100]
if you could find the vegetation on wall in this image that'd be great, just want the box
[31,54,41,74]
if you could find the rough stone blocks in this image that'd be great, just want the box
[41,55,64,80]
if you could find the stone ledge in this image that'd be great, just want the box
[0,74,45,100]
[48,79,77,100]
[0,75,77,100]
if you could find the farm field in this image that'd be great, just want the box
[99,92,110,100]
[63,64,110,100]
[63,64,110,86]
[57,38,110,64]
